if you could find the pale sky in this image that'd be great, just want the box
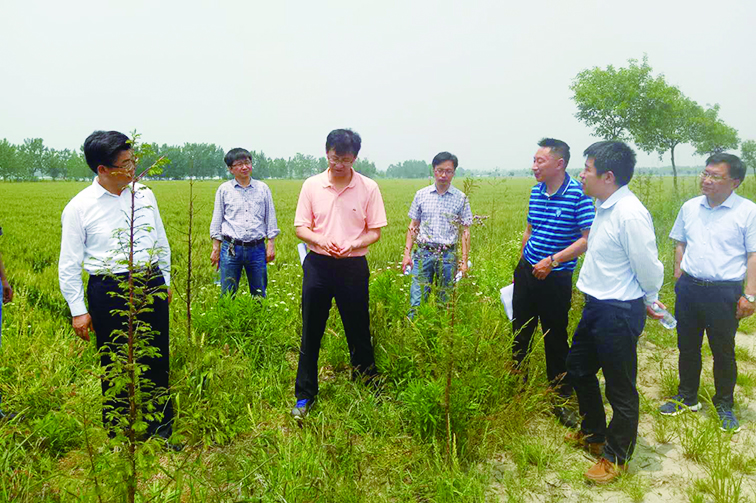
[1,0,753,172]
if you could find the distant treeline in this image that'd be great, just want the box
[0,138,475,181]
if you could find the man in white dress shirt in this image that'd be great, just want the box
[566,141,665,484]
[659,153,756,433]
[59,130,176,444]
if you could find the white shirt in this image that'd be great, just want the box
[577,185,664,305]
[59,179,171,316]
[670,192,756,282]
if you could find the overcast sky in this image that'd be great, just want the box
[1,0,753,172]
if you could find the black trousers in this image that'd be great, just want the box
[87,271,174,438]
[675,273,740,409]
[295,253,377,400]
[567,295,645,465]
[512,257,574,396]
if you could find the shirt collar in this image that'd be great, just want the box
[537,173,571,197]
[701,191,737,209]
[232,177,255,189]
[321,168,357,189]
[92,177,123,198]
[598,184,631,210]
[430,183,457,195]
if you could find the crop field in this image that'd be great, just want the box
[1,175,756,502]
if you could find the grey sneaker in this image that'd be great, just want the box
[659,395,701,416]
[717,406,741,433]
[291,398,314,420]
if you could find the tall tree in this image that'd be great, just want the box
[691,104,739,156]
[633,84,702,189]
[742,140,756,178]
[570,56,655,141]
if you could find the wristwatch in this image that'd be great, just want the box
[744,293,756,303]
[550,255,560,268]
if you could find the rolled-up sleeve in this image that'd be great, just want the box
[59,204,88,316]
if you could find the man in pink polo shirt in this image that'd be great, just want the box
[291,129,388,419]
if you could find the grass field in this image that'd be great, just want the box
[1,174,755,502]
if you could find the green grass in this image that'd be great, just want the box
[1,174,755,501]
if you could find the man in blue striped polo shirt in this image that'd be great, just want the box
[513,138,595,427]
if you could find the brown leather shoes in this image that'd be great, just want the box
[565,430,605,457]
[584,457,627,484]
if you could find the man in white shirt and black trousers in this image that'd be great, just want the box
[566,141,666,484]
[58,130,178,448]
[659,153,756,433]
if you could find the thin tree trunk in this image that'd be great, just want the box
[671,144,678,192]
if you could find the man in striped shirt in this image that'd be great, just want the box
[210,148,280,297]
[512,138,595,427]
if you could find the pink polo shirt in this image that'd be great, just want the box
[294,169,388,257]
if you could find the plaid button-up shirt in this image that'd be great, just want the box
[210,178,280,242]
[408,184,472,245]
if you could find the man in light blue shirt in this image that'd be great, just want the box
[210,148,280,297]
[401,152,472,318]
[566,141,665,484]
[659,153,756,433]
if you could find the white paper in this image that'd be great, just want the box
[500,284,514,320]
[297,242,308,266]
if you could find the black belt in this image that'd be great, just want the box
[223,235,264,247]
[584,294,641,310]
[418,242,456,252]
[91,262,160,280]
[682,272,741,288]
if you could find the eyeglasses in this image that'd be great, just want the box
[700,171,729,182]
[434,168,454,176]
[108,159,136,170]
[327,155,355,166]
[231,161,252,168]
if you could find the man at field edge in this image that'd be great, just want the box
[58,130,179,449]
[512,138,594,428]
[566,141,665,484]
[291,128,388,419]
[0,228,14,419]
[401,151,472,319]
[210,147,280,298]
[658,153,756,433]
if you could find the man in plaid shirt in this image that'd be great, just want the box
[401,152,472,318]
[210,148,280,297]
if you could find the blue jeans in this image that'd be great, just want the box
[219,240,267,297]
[409,247,457,315]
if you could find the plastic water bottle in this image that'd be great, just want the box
[652,304,677,329]
[214,270,221,286]
[455,260,473,283]
[404,265,412,275]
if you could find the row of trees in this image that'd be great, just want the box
[571,56,747,187]
[0,139,445,181]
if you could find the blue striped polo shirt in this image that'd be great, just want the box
[522,174,595,272]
